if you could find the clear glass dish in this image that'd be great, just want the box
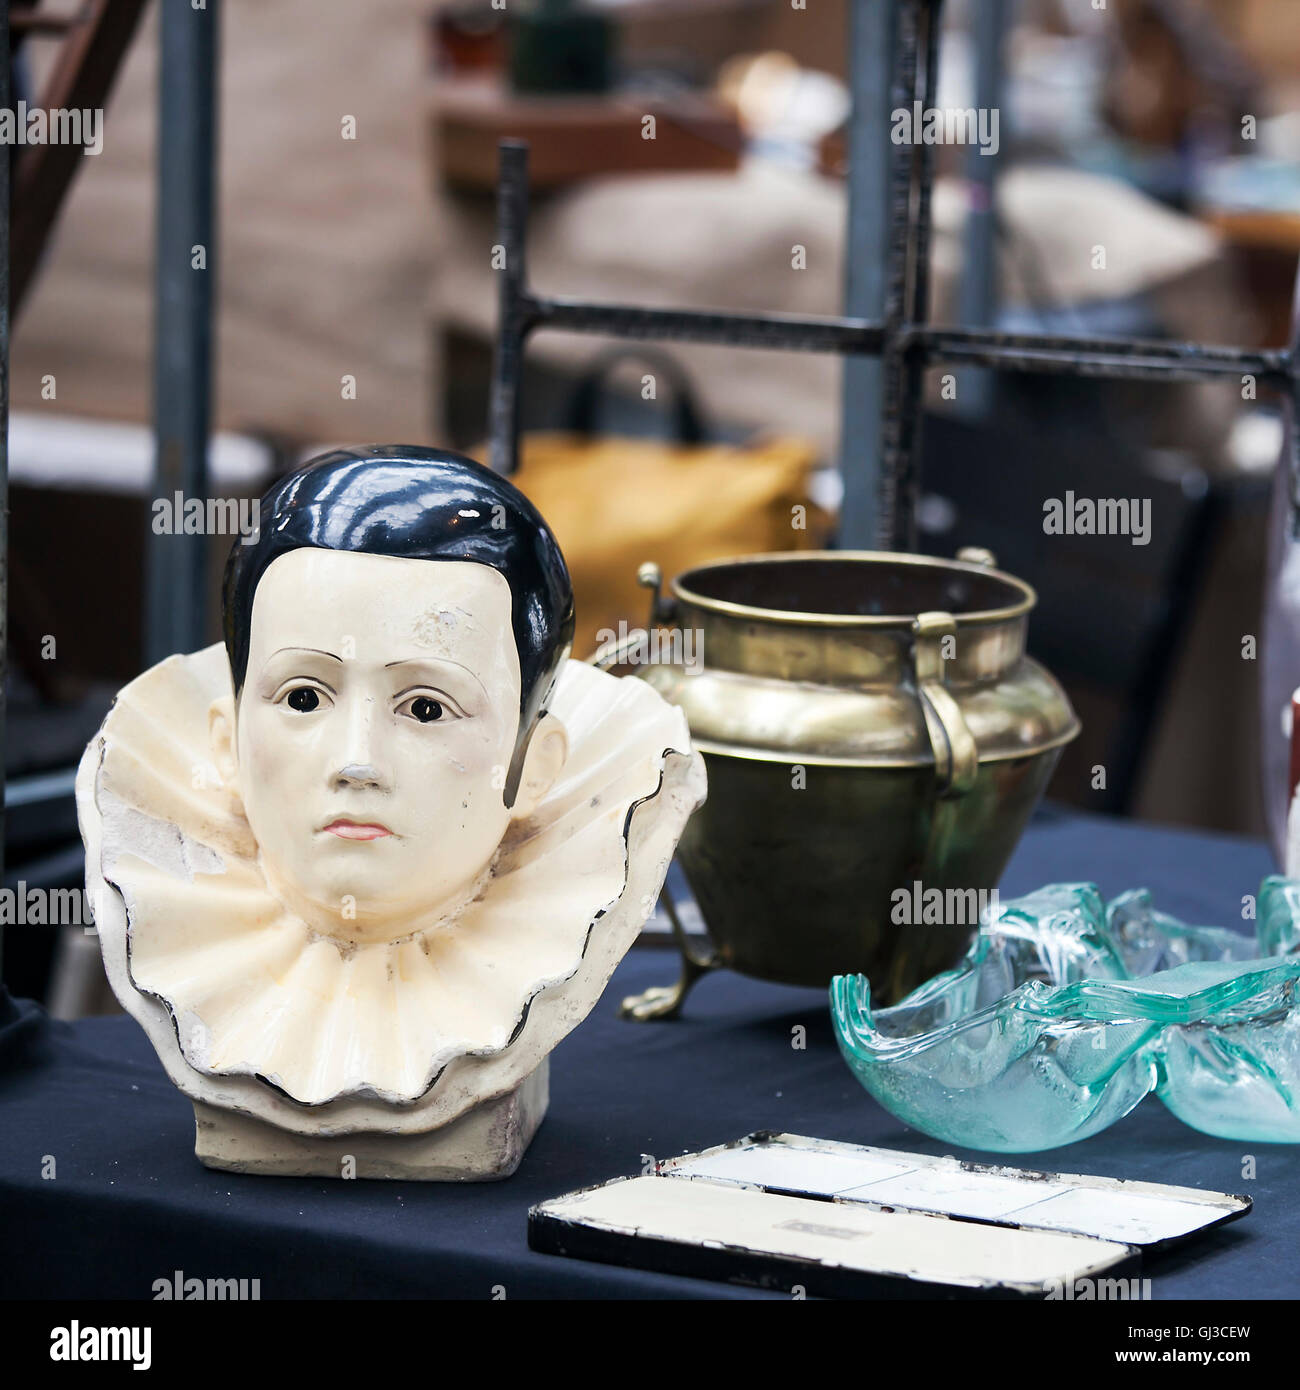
[831,880,1300,1152]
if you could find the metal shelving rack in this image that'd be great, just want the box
[487,0,1300,554]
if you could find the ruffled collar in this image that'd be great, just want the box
[83,643,701,1112]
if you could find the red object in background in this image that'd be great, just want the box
[429,4,506,75]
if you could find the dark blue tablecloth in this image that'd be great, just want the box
[0,807,1290,1300]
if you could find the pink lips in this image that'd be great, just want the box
[322,819,392,841]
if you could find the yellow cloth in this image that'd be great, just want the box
[508,432,832,656]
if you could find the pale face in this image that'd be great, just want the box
[216,549,562,943]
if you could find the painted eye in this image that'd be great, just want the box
[286,686,322,713]
[397,686,467,722]
[407,696,444,723]
[397,692,458,724]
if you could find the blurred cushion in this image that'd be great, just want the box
[509,430,832,656]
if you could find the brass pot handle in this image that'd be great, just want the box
[912,610,978,797]
[636,560,679,626]
[588,562,679,671]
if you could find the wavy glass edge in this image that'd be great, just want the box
[831,877,1300,1150]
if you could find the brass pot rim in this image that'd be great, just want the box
[672,550,1037,628]
[689,726,1081,766]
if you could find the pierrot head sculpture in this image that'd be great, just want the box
[80,439,706,1168]
[211,445,576,944]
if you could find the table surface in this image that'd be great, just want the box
[0,806,1290,1300]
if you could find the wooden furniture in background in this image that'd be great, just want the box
[11,0,150,317]
[433,77,741,192]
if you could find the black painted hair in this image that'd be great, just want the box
[222,446,575,796]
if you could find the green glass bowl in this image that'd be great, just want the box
[831,880,1300,1152]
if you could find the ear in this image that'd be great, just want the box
[510,713,568,819]
[208,695,239,789]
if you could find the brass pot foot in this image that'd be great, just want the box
[621,878,717,1021]
[620,952,715,1021]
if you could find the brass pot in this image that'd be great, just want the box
[609,549,1080,1018]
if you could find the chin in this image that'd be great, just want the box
[310,866,388,906]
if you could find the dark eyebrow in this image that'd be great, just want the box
[268,646,342,662]
[384,655,488,697]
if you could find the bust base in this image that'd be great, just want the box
[191,1060,549,1181]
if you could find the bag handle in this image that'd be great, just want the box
[566,346,708,446]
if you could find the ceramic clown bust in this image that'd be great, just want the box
[77,447,706,1179]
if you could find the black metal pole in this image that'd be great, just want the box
[876,0,929,551]
[529,297,885,354]
[956,0,1007,417]
[0,0,9,982]
[838,0,898,549]
[887,0,943,551]
[489,140,531,476]
[147,0,219,664]
[505,280,1294,386]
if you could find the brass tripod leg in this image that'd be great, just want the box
[620,878,719,1021]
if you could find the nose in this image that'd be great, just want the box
[335,763,384,791]
[331,696,391,792]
